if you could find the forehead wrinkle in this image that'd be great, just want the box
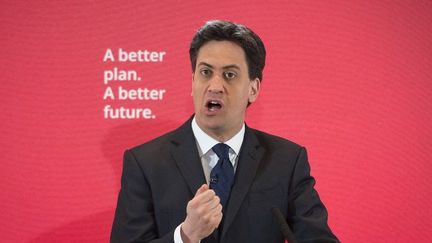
[197,62,214,69]
[222,64,240,70]
[197,62,241,72]
[196,41,247,69]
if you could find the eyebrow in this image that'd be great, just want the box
[197,62,240,70]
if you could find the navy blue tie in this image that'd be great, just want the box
[210,143,234,211]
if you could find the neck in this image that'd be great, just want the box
[196,121,243,143]
[206,130,237,143]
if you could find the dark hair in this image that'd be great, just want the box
[189,20,266,81]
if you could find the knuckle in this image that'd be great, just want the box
[188,200,197,209]
[196,207,205,215]
[217,204,223,211]
[202,215,211,224]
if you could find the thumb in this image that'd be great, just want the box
[195,184,208,195]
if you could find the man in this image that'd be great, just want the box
[111,20,339,243]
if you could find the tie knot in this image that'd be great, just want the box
[212,143,230,160]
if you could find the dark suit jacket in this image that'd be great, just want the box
[111,118,339,243]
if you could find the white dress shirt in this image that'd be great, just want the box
[173,117,245,243]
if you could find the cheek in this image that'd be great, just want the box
[232,89,251,108]
[191,83,199,96]
[192,89,200,102]
[192,81,206,93]
[192,85,204,104]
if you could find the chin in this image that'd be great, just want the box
[202,119,224,130]
[197,116,224,130]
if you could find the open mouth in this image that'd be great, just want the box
[206,100,222,111]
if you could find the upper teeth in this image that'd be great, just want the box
[210,101,219,105]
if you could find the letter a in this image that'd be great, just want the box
[103,87,115,100]
[103,49,115,62]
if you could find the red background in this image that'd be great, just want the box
[1,0,432,242]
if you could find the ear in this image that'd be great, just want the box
[248,78,260,103]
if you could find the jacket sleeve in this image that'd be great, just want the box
[110,149,175,243]
[287,147,339,243]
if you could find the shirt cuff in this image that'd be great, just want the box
[174,223,201,243]
[174,223,184,243]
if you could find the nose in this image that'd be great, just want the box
[208,74,224,93]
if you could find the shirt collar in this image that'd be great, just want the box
[192,117,245,156]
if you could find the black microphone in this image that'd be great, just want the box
[210,176,218,184]
[271,207,297,243]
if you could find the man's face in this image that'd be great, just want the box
[192,40,260,141]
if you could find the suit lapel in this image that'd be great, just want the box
[170,118,219,242]
[169,120,265,241]
[221,126,264,239]
[170,118,207,195]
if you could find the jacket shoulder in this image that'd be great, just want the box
[250,128,304,152]
[128,129,177,156]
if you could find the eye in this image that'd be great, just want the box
[223,71,237,80]
[200,68,212,77]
